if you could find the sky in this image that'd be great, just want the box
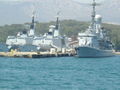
[0,0,119,26]
[74,0,104,3]
[0,0,105,3]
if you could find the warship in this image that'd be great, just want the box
[6,10,37,51]
[75,0,114,57]
[0,43,8,52]
[32,12,69,51]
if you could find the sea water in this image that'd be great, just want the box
[0,56,120,90]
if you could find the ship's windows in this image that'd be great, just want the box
[48,32,52,35]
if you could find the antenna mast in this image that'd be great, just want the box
[55,11,60,30]
[91,0,100,30]
[30,5,35,30]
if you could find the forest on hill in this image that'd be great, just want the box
[0,20,120,51]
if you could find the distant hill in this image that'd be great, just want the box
[0,20,120,50]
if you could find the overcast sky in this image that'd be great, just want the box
[74,0,104,3]
[0,0,119,26]
[0,0,105,3]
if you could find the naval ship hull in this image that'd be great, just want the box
[75,46,114,58]
[7,45,37,52]
[33,38,66,51]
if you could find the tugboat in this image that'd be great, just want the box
[6,10,37,51]
[75,0,114,58]
[32,12,68,51]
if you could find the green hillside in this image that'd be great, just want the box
[0,20,120,51]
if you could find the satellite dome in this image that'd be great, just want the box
[49,25,55,28]
[95,15,102,24]
[95,15,102,19]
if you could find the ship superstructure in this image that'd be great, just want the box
[6,10,36,51]
[75,0,114,57]
[33,12,69,51]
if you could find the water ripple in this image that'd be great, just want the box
[0,56,120,90]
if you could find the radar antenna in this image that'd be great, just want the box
[90,0,100,30]
[72,0,101,30]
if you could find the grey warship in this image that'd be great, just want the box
[32,12,68,51]
[75,0,114,58]
[6,11,37,51]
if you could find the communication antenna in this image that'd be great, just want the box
[55,11,61,30]
[90,0,101,30]
[30,4,36,30]
[72,0,101,30]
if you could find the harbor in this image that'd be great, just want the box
[2,4,78,58]
[0,0,120,90]
[0,0,119,58]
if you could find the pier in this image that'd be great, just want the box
[113,52,120,55]
[0,51,120,58]
[0,49,76,58]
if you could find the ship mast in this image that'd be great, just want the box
[72,0,100,31]
[53,12,60,37]
[30,10,35,30]
[91,0,96,30]
[55,12,60,30]
[29,7,36,36]
[90,0,100,31]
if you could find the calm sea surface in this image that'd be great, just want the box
[0,56,120,90]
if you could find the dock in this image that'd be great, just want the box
[0,49,76,58]
[113,52,120,55]
[0,50,119,58]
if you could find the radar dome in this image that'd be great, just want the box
[95,15,102,24]
[95,15,102,19]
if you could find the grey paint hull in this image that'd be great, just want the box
[38,44,53,51]
[37,38,66,51]
[75,46,114,58]
[7,45,37,52]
